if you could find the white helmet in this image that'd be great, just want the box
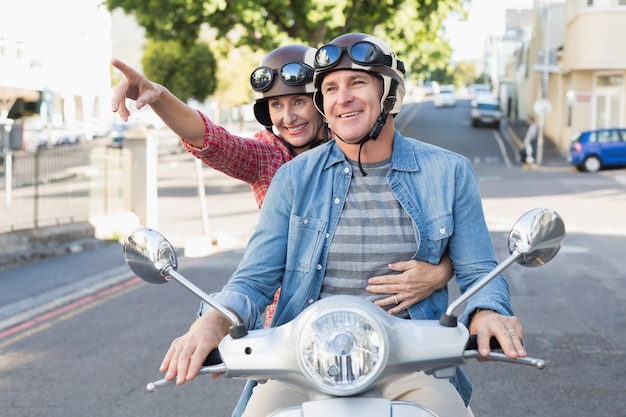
[313,33,406,117]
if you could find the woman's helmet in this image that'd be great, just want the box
[312,33,406,118]
[250,44,316,128]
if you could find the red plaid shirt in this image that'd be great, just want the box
[182,111,294,208]
[181,111,291,325]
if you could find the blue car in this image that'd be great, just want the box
[568,127,626,172]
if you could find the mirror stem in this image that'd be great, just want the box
[440,251,520,327]
[164,266,248,338]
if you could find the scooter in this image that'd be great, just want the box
[123,207,565,417]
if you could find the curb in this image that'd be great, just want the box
[0,236,248,333]
[0,222,101,271]
[0,264,134,332]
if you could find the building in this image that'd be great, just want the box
[506,0,626,158]
[557,0,626,149]
[0,0,113,144]
[488,8,534,120]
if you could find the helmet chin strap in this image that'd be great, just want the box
[288,138,325,153]
[348,91,397,176]
[283,123,329,155]
[276,122,329,156]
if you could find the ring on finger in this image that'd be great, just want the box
[507,329,518,337]
[393,295,400,305]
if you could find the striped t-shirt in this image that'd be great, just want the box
[320,158,417,317]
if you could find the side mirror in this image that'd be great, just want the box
[508,207,565,267]
[441,207,565,326]
[124,227,178,284]
[123,227,248,338]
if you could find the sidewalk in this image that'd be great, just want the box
[501,118,573,172]
[0,155,260,331]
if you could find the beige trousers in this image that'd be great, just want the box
[242,372,471,417]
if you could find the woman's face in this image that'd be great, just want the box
[268,94,325,153]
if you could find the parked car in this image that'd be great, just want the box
[568,127,626,172]
[470,97,501,128]
[22,116,50,151]
[422,81,439,96]
[468,83,491,98]
[83,119,112,140]
[433,85,456,107]
[107,124,128,148]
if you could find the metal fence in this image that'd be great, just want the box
[0,140,132,234]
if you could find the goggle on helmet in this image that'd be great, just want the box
[251,44,317,128]
[313,33,406,118]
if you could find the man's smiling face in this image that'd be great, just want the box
[320,70,383,144]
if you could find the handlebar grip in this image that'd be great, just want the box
[202,349,222,366]
[466,335,503,351]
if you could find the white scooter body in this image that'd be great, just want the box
[271,397,436,417]
[123,207,565,417]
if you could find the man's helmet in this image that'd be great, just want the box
[251,45,316,128]
[313,33,406,117]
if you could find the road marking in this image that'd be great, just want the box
[0,277,143,349]
[0,264,134,332]
[0,254,210,348]
[396,103,424,132]
[614,174,626,186]
[492,130,512,168]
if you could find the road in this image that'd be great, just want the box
[1,98,625,416]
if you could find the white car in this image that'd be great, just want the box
[470,97,502,127]
[22,116,51,151]
[433,85,456,107]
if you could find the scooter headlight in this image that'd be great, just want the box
[297,303,388,396]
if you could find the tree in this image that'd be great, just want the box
[142,40,217,103]
[452,61,479,88]
[105,0,465,83]
[212,45,263,109]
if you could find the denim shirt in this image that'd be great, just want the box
[206,131,513,412]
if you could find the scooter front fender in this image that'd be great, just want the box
[267,397,437,417]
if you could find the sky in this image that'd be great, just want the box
[446,0,535,61]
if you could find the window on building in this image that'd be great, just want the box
[594,72,623,129]
[588,0,620,6]
[597,75,624,87]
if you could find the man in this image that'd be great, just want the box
[111,46,453,327]
[160,33,526,417]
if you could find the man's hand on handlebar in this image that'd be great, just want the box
[160,310,230,385]
[468,309,527,359]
